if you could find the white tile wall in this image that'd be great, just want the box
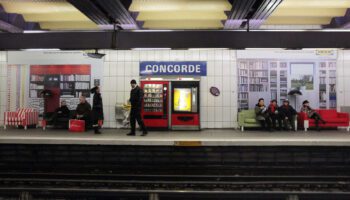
[102,49,238,128]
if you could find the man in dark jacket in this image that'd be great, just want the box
[127,80,148,136]
[75,95,91,130]
[91,86,103,134]
[279,99,297,131]
[49,100,70,127]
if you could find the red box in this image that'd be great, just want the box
[69,119,85,132]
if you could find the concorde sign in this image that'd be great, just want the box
[140,61,207,76]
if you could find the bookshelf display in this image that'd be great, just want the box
[279,62,288,104]
[29,65,91,116]
[318,62,336,109]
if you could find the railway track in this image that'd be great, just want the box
[0,173,349,199]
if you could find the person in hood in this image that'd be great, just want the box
[267,99,281,130]
[300,100,325,131]
[91,86,104,134]
[279,99,297,131]
[255,98,271,131]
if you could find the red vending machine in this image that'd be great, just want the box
[141,81,169,128]
[171,81,200,130]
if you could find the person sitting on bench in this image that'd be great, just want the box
[48,100,70,128]
[279,99,297,131]
[75,95,91,130]
[300,100,326,131]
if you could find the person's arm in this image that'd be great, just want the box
[138,88,144,106]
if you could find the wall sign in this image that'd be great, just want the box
[140,61,207,76]
[210,87,220,97]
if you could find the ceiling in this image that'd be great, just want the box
[0,0,349,32]
[265,0,350,27]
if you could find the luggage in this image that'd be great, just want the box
[69,119,85,132]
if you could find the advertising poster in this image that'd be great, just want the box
[237,50,337,111]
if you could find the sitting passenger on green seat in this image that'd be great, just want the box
[267,99,282,130]
[279,99,297,131]
[300,100,326,131]
[255,98,271,131]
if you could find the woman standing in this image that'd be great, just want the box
[91,86,104,134]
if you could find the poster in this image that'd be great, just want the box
[237,50,337,111]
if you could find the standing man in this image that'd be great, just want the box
[127,79,148,136]
[91,86,103,134]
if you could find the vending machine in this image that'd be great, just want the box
[171,81,200,130]
[140,81,169,128]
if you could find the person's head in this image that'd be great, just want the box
[258,98,264,106]
[79,95,86,103]
[271,99,277,106]
[61,100,66,107]
[283,99,289,106]
[130,79,137,89]
[303,100,309,107]
[91,86,100,94]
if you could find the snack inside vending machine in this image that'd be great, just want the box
[141,81,169,128]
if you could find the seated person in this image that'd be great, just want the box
[255,98,271,131]
[75,95,92,130]
[300,100,326,131]
[279,99,297,131]
[47,100,70,128]
[267,99,282,130]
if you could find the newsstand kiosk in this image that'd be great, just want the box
[140,61,206,130]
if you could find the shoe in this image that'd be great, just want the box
[94,130,102,134]
[127,132,136,136]
[141,132,148,136]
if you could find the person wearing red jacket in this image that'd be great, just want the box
[267,99,282,130]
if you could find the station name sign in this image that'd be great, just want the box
[140,61,207,76]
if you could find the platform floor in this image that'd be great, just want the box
[0,127,350,146]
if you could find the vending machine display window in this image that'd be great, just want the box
[173,88,192,112]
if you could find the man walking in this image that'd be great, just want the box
[127,80,148,136]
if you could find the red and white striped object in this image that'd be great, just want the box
[4,108,39,130]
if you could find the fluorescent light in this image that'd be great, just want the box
[179,77,194,80]
[132,48,171,50]
[150,78,163,80]
[188,48,229,50]
[21,48,61,51]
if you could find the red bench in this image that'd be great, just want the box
[298,109,349,131]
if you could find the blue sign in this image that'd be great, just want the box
[140,61,207,76]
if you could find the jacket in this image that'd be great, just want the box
[130,86,144,109]
[55,105,70,118]
[76,102,91,117]
[255,104,268,120]
[279,105,297,119]
[92,92,104,120]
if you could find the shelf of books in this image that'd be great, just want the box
[319,62,327,109]
[269,62,278,100]
[329,62,337,109]
[238,61,249,110]
[279,62,288,104]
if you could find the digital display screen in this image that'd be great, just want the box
[173,88,192,112]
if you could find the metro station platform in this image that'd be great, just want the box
[0,128,350,146]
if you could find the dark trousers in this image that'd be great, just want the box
[77,115,90,130]
[259,118,271,130]
[310,112,325,128]
[282,117,295,130]
[269,114,282,129]
[130,108,147,133]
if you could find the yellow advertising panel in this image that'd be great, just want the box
[174,88,192,112]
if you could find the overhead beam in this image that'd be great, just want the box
[1,31,350,50]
